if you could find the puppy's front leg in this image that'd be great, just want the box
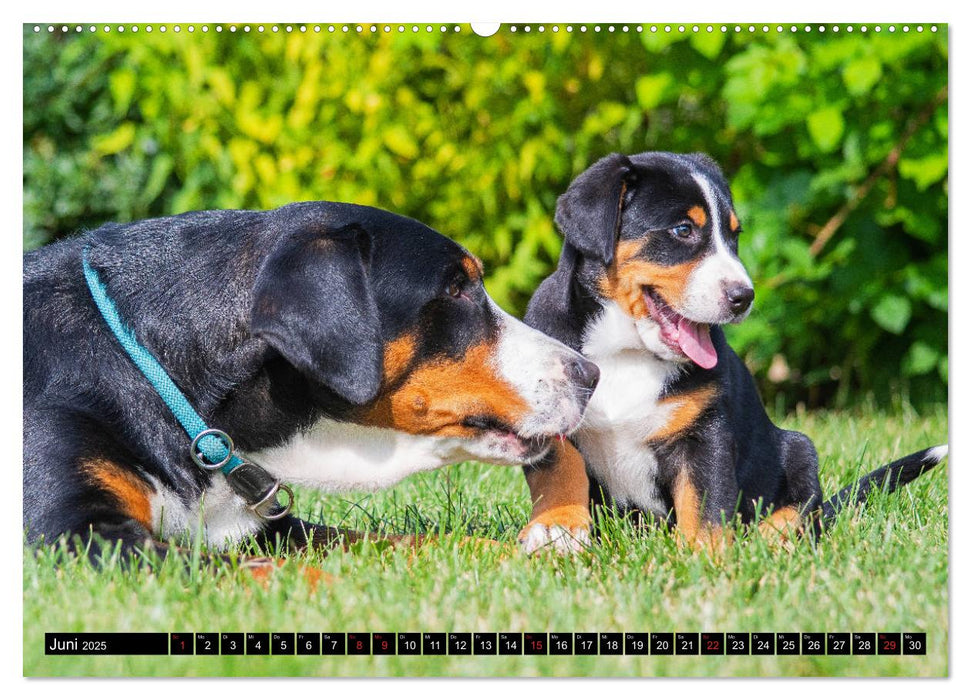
[519,441,592,554]
[671,468,735,554]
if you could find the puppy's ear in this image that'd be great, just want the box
[554,153,634,266]
[251,224,383,405]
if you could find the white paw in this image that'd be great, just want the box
[518,522,591,554]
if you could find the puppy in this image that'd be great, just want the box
[23,201,600,563]
[521,152,946,551]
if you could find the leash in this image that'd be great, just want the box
[81,249,293,520]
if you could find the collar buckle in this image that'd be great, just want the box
[224,460,294,520]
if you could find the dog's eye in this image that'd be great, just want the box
[671,224,693,239]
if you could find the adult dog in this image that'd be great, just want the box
[24,202,600,563]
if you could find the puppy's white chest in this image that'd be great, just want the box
[577,304,678,516]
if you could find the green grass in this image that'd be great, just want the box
[23,402,948,677]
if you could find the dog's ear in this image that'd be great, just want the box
[251,224,383,405]
[554,153,634,266]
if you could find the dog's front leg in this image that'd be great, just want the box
[518,441,593,554]
[670,468,736,554]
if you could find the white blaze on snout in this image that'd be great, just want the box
[490,300,588,438]
[679,172,753,324]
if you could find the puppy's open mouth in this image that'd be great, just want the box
[462,416,553,461]
[642,287,718,369]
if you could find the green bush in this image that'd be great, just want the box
[22,24,947,409]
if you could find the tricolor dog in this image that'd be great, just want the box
[23,202,600,562]
[520,152,946,551]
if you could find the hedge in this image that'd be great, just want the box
[22,24,948,409]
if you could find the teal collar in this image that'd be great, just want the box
[81,249,292,520]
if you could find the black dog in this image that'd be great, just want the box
[24,202,600,563]
[521,152,946,550]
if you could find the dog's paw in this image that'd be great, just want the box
[755,506,802,551]
[518,506,592,554]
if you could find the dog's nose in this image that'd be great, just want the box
[724,284,755,314]
[567,357,600,391]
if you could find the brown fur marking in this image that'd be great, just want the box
[461,255,484,281]
[382,333,418,386]
[673,471,702,542]
[365,340,529,438]
[519,441,592,546]
[83,458,154,529]
[648,384,717,443]
[729,211,740,232]
[687,205,707,228]
[672,470,732,553]
[522,441,592,528]
[598,240,699,319]
[757,505,802,544]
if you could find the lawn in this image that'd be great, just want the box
[23,401,948,677]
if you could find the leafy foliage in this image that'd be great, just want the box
[22,25,947,408]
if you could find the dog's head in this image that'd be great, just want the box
[250,204,599,467]
[555,152,753,369]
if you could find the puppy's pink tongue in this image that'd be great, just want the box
[677,318,718,369]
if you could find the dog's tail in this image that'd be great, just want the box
[817,444,947,529]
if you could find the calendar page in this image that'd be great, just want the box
[22,19,948,678]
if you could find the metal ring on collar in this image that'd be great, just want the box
[189,428,235,471]
[250,482,294,521]
[267,483,294,520]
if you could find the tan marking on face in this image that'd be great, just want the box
[647,384,717,443]
[461,255,484,281]
[729,211,740,232]
[687,205,707,228]
[364,341,530,438]
[83,459,154,529]
[598,240,699,319]
[672,470,733,554]
[382,333,418,386]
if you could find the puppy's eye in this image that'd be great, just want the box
[671,224,693,239]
